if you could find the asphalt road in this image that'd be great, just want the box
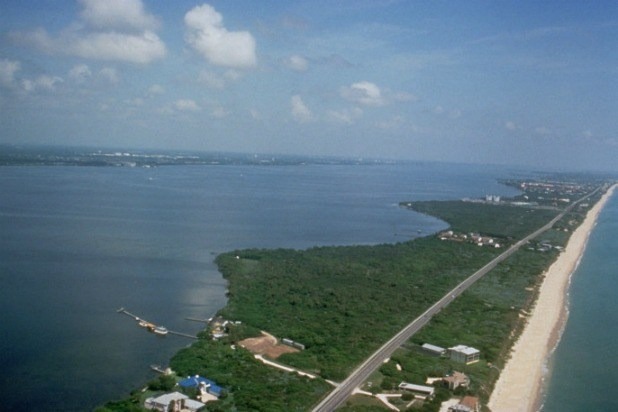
[312,187,600,412]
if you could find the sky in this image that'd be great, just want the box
[0,0,617,171]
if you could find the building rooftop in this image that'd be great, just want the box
[449,345,480,355]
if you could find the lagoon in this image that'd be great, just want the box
[0,162,519,411]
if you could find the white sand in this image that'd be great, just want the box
[487,185,616,412]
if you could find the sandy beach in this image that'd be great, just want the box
[487,185,616,412]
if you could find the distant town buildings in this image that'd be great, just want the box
[438,231,501,248]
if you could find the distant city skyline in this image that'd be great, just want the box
[1,0,617,171]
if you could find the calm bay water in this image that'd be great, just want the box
[0,162,519,411]
[542,191,618,411]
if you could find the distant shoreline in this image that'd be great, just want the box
[488,184,616,412]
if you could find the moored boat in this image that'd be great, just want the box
[153,326,168,336]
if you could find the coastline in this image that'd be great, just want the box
[487,184,617,412]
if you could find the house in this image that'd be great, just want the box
[449,345,480,364]
[144,392,205,412]
[448,396,479,412]
[398,382,434,399]
[443,371,469,390]
[179,375,223,398]
[422,343,446,356]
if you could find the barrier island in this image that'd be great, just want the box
[99,177,612,412]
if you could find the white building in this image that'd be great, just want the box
[449,345,480,364]
[422,343,446,356]
[398,382,435,398]
[144,392,205,412]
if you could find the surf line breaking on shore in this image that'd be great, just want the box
[488,184,616,412]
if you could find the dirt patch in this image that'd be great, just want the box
[239,332,299,359]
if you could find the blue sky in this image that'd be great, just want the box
[1,0,617,171]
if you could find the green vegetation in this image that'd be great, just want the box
[170,338,331,411]
[101,179,605,411]
[217,238,501,381]
[403,201,558,239]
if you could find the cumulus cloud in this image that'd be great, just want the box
[285,55,308,71]
[99,67,119,84]
[174,99,201,112]
[185,4,257,68]
[79,0,159,31]
[22,75,63,92]
[0,58,20,87]
[11,0,166,64]
[341,81,384,106]
[70,31,165,64]
[291,95,312,123]
[69,64,92,82]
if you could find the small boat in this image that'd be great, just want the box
[153,326,168,336]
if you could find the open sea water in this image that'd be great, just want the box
[542,190,618,411]
[1,162,520,411]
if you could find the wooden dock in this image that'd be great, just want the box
[185,317,210,323]
[117,308,198,340]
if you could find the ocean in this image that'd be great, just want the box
[0,162,521,411]
[542,190,618,411]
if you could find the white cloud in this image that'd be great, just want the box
[22,75,63,92]
[341,81,384,106]
[79,0,159,31]
[505,120,517,131]
[185,4,257,68]
[583,130,593,139]
[0,59,20,87]
[69,64,92,82]
[291,95,312,123]
[99,67,119,84]
[328,107,363,124]
[198,69,243,89]
[68,31,166,64]
[175,99,201,112]
[285,55,308,71]
[12,0,166,64]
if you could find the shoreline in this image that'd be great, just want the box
[488,184,617,412]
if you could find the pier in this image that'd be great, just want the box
[185,317,210,323]
[117,308,198,340]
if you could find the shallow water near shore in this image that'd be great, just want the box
[0,162,520,411]
[542,192,618,411]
